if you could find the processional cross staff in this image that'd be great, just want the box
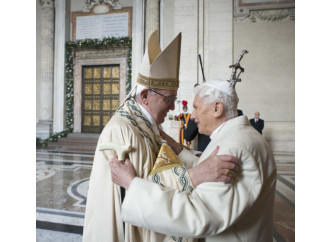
[228,49,248,87]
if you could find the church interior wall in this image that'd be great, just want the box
[161,0,234,117]
[234,18,295,153]
[36,1,42,122]
[160,1,294,153]
[234,20,295,122]
[160,0,235,145]
[36,0,294,154]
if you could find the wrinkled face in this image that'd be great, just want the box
[147,89,177,125]
[254,112,260,119]
[191,94,214,136]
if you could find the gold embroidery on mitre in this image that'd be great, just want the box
[137,73,179,90]
[149,143,184,175]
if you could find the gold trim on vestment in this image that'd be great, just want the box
[149,163,183,175]
[137,73,179,90]
[149,143,183,175]
[147,142,195,242]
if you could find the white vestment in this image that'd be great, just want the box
[83,98,169,242]
[121,115,277,242]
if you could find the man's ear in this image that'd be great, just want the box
[214,102,224,118]
[140,89,149,104]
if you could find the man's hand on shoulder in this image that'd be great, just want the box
[188,146,241,187]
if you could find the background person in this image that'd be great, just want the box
[184,119,210,152]
[250,111,264,134]
[174,100,191,147]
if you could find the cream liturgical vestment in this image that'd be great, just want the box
[83,98,168,242]
[147,143,196,242]
[121,115,277,242]
[83,29,183,242]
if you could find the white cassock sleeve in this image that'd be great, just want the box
[121,146,263,238]
[177,148,199,168]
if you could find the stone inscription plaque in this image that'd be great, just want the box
[76,12,129,40]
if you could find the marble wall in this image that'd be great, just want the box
[36,0,295,153]
[233,11,295,153]
[160,1,295,153]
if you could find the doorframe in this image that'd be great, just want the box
[73,53,127,133]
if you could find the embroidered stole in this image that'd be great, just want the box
[148,143,195,242]
[116,98,194,241]
[115,97,163,158]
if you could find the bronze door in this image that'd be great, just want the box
[82,65,120,133]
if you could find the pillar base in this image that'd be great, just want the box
[36,120,53,139]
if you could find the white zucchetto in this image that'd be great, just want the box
[194,80,239,102]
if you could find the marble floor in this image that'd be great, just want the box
[36,148,295,242]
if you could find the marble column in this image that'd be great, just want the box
[203,0,233,79]
[37,0,55,139]
[53,0,70,133]
[145,0,160,43]
[131,0,145,88]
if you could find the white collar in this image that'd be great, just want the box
[137,103,160,135]
[209,118,233,140]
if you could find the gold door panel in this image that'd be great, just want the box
[82,65,120,133]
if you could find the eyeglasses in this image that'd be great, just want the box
[149,89,177,104]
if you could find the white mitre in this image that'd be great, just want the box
[137,31,182,90]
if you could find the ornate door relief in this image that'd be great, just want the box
[81,65,120,133]
[73,47,129,133]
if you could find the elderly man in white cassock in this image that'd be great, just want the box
[83,31,240,242]
[110,79,277,242]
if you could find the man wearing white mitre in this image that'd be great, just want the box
[83,31,240,242]
[110,79,277,242]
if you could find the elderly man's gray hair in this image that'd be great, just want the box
[195,85,238,119]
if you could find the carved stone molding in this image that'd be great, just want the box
[40,0,55,9]
[235,9,295,23]
[83,0,123,13]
